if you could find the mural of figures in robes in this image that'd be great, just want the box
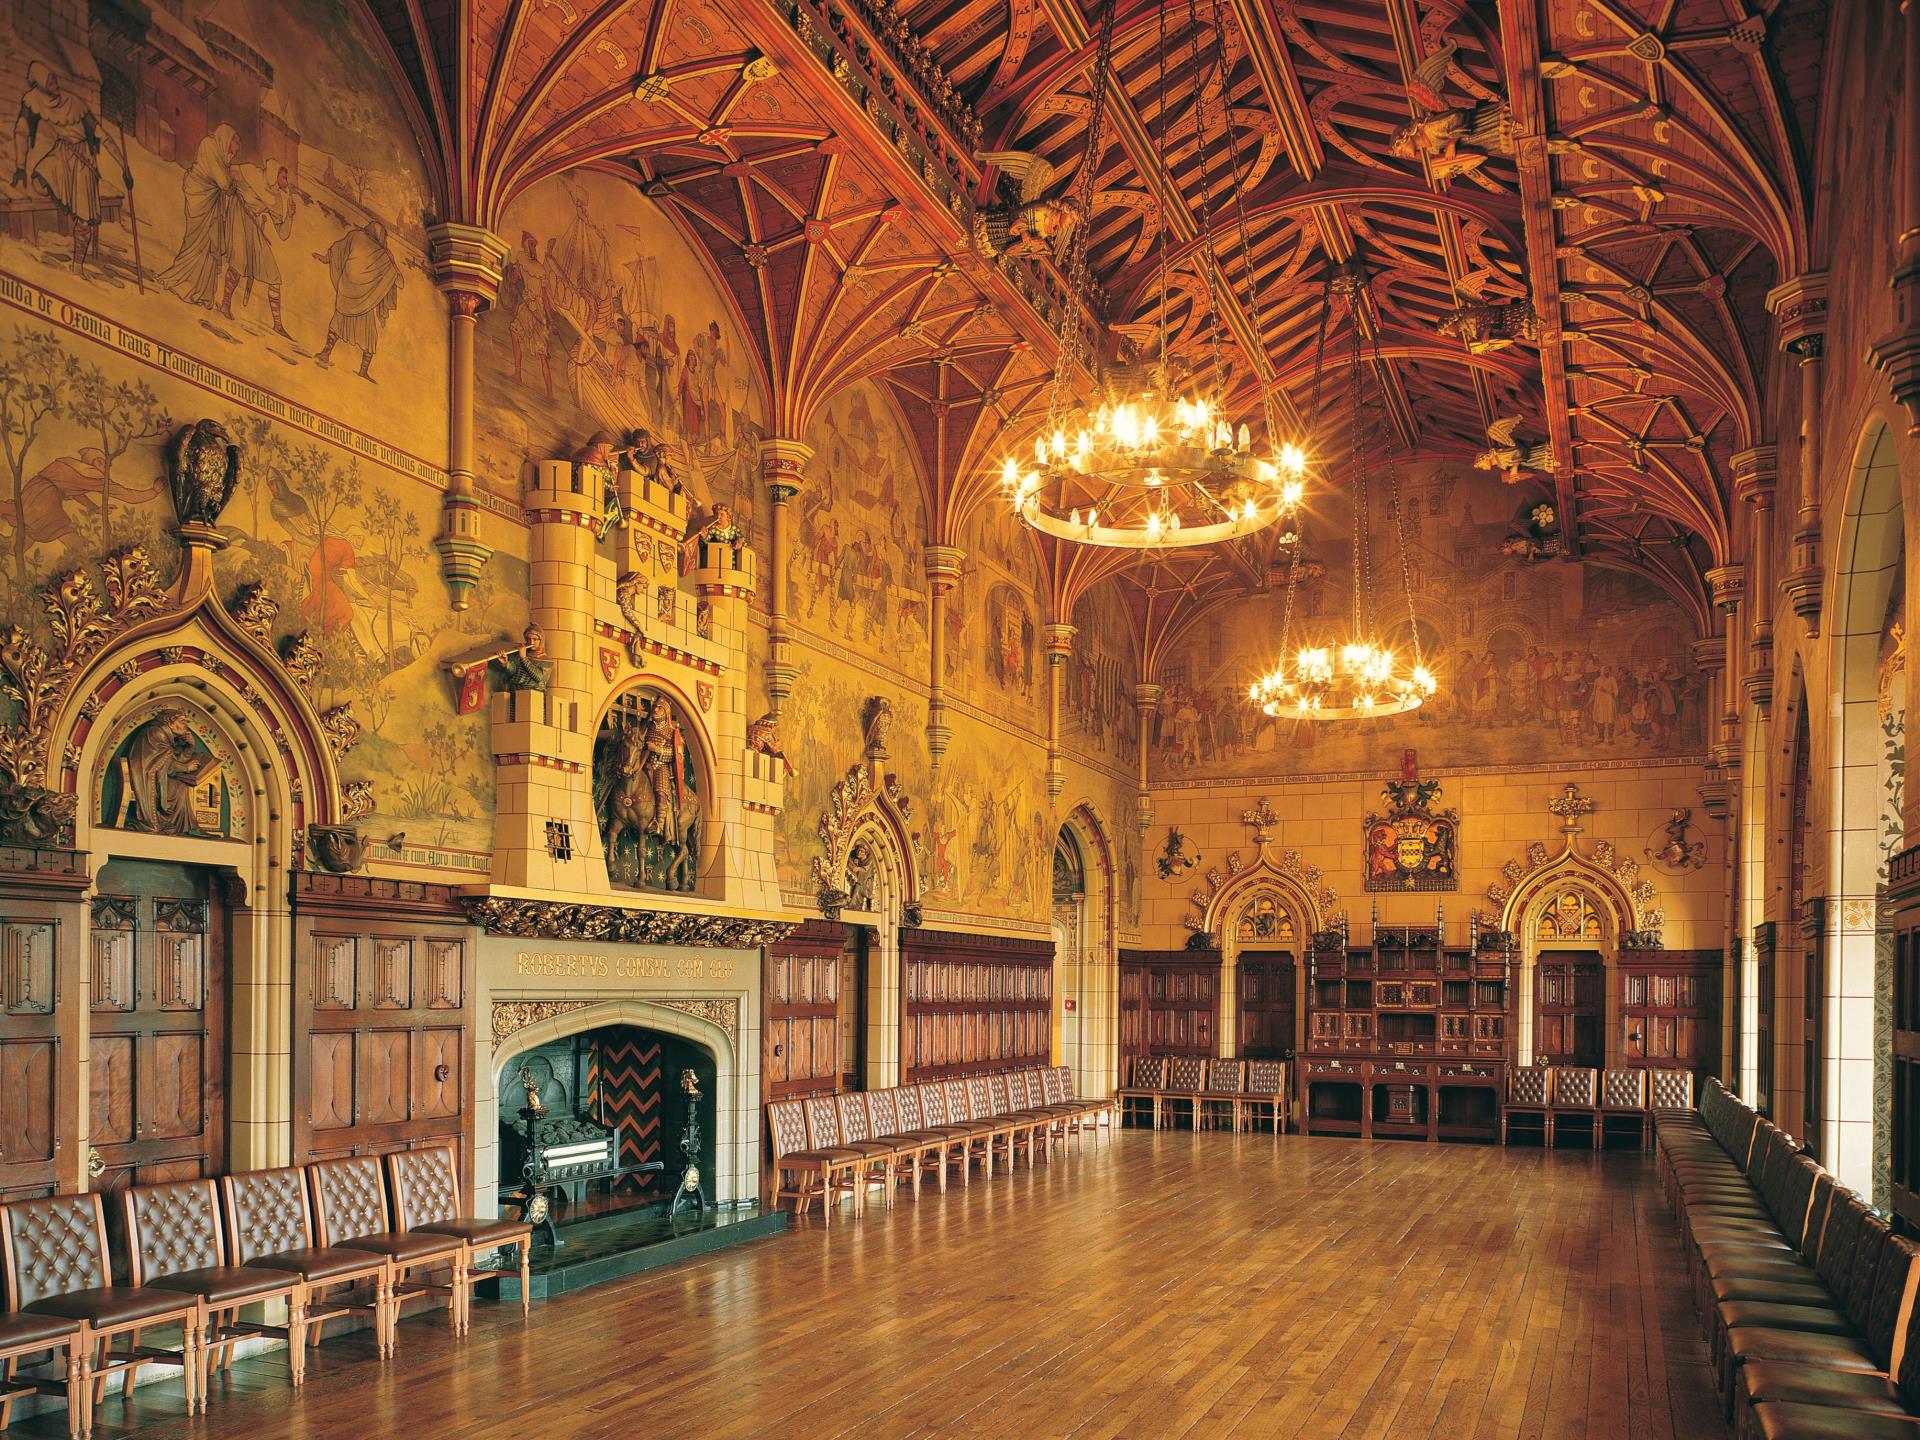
[11,61,131,278]
[312,220,402,377]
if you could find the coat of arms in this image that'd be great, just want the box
[599,646,621,682]
[697,681,714,712]
[1362,750,1459,892]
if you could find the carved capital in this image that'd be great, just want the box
[1043,622,1076,665]
[1765,272,1829,357]
[1690,637,1724,675]
[426,222,511,308]
[1706,564,1745,611]
[1730,446,1778,507]
[924,545,966,589]
[759,438,813,501]
[1133,682,1163,716]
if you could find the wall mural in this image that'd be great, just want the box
[952,506,1046,727]
[477,171,766,533]
[796,381,928,676]
[1066,584,1139,765]
[924,709,1049,922]
[1150,462,1705,778]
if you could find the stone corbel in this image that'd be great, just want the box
[923,545,965,774]
[1043,622,1074,800]
[1731,446,1777,717]
[1766,273,1827,635]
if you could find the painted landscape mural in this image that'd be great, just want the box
[1149,462,1707,779]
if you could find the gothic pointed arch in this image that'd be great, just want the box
[1199,847,1340,948]
[811,698,920,922]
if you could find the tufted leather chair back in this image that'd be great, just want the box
[1508,1066,1551,1106]
[803,1095,843,1149]
[986,1075,1013,1113]
[1020,1071,1047,1107]
[1132,1056,1169,1089]
[1040,1069,1066,1105]
[836,1092,873,1145]
[1167,1056,1206,1092]
[966,1076,995,1119]
[895,1087,925,1130]
[1552,1068,1598,1107]
[309,1156,394,1248]
[124,1179,225,1284]
[1865,1234,1917,1367]
[1207,1059,1246,1093]
[767,1100,809,1160]
[917,1084,948,1128]
[1052,1066,1076,1098]
[223,1167,314,1264]
[1,1193,109,1310]
[387,1145,462,1230]
[1246,1060,1286,1096]
[866,1088,901,1138]
[1601,1069,1646,1110]
[943,1079,975,1122]
[1648,1069,1694,1110]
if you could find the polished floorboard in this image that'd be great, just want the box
[39,1132,1725,1440]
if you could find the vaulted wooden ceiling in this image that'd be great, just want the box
[356,0,1828,650]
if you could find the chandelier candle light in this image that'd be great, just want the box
[1248,264,1438,721]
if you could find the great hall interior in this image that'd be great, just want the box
[0,0,1912,1435]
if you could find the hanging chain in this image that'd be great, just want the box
[1047,0,1119,431]
[1155,0,1172,384]
[1347,286,1366,642]
[1184,0,1228,400]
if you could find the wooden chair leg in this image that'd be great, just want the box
[194,1309,212,1413]
[289,1289,308,1386]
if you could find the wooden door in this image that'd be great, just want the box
[89,861,229,1192]
[1237,951,1296,1058]
[839,928,868,1092]
[764,920,843,1101]
[1535,954,1604,1068]
[1118,962,1146,1081]
[291,875,471,1167]
[1118,950,1219,1059]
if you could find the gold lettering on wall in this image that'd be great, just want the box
[513,950,738,981]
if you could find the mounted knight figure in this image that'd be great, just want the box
[593,692,700,893]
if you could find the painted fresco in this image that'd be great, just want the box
[923,709,1050,923]
[1065,583,1139,765]
[0,1,446,507]
[796,382,928,676]
[947,505,1046,728]
[1149,463,1707,779]
[477,171,765,533]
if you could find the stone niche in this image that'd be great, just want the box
[474,933,763,1216]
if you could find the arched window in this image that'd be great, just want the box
[1535,886,1605,942]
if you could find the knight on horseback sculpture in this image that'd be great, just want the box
[594,692,700,892]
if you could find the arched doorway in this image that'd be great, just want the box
[1224,884,1300,1059]
[1821,419,1906,1195]
[1054,803,1118,1098]
[1502,864,1635,1069]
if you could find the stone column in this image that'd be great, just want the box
[1733,446,1778,717]
[427,223,510,612]
[924,545,965,775]
[1693,636,1729,820]
[1133,683,1161,835]
[1707,564,1746,774]
[1044,622,1075,800]
[1767,274,1829,634]
[760,438,811,715]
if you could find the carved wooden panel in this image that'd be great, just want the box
[89,1034,135,1146]
[309,1032,356,1132]
[291,877,472,1167]
[371,938,412,1009]
[89,928,134,1013]
[1618,948,1722,1080]
[1890,849,1920,1231]
[152,931,204,1012]
[764,920,845,1101]
[423,940,463,1009]
[1238,951,1296,1059]
[1119,950,1219,1062]
[0,1038,56,1170]
[902,929,1052,1082]
[413,1027,462,1119]
[314,935,356,1010]
[4,921,56,1015]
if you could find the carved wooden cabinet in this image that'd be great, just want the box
[902,929,1051,1081]
[0,849,87,1201]
[1118,948,1219,1075]
[763,919,845,1100]
[1617,946,1721,1082]
[291,874,473,1171]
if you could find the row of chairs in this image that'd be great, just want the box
[1657,1077,1920,1438]
[0,1144,528,1439]
[1502,1064,1696,1148]
[1115,1056,1291,1132]
[768,1067,1112,1222]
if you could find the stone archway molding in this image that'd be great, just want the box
[812,696,921,921]
[1486,784,1663,946]
[1191,842,1342,944]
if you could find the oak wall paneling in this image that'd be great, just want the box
[763,919,846,1101]
[0,849,88,1201]
[1617,946,1722,1081]
[902,929,1051,1081]
[290,874,474,1179]
[1118,949,1219,1072]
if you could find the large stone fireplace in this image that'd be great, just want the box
[474,931,766,1217]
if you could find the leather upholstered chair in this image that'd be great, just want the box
[767,1098,858,1221]
[1241,1060,1290,1134]
[0,1192,197,1427]
[864,1089,940,1195]
[1549,1067,1602,1148]
[911,1085,975,1185]
[1502,1065,1553,1145]
[940,1079,1001,1177]
[1599,1068,1649,1149]
[987,1073,1046,1167]
[308,1157,464,1352]
[386,1144,535,1330]
[1057,1066,1115,1140]
[968,1075,1031,1171]
[222,1166,391,1360]
[833,1092,904,1207]
[1163,1056,1208,1129]
[123,1178,305,1410]
[889,1087,953,1191]
[1119,1056,1170,1130]
[1201,1059,1247,1131]
[0,1303,85,1437]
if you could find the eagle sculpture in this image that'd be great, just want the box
[974,151,1079,262]
[167,418,242,528]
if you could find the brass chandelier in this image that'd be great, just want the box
[999,0,1305,551]
[1249,264,1438,721]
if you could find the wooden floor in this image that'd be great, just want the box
[33,1133,1725,1440]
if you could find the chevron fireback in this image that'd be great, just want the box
[587,1029,664,1197]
